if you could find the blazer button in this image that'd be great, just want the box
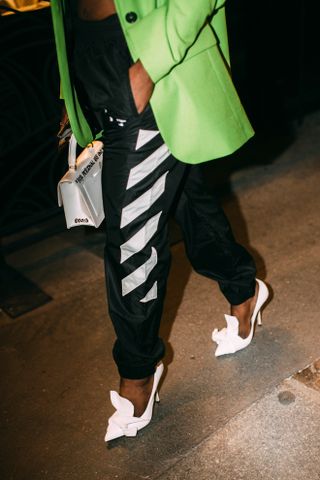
[125,11,138,23]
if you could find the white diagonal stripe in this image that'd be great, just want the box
[122,247,158,296]
[135,129,159,150]
[120,171,168,229]
[140,281,158,303]
[120,211,162,264]
[126,144,171,190]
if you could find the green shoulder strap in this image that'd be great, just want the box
[51,0,93,147]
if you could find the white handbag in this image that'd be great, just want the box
[57,135,105,229]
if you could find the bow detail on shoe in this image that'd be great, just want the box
[105,391,143,440]
[211,279,269,357]
[104,363,164,442]
[212,314,239,343]
[212,314,241,356]
[110,390,134,416]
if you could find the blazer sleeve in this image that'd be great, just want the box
[127,0,226,83]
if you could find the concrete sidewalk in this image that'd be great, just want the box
[157,372,320,480]
[0,112,320,480]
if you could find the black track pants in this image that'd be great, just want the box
[73,12,256,379]
[102,105,256,379]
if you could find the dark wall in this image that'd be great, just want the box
[227,0,320,129]
[0,7,65,237]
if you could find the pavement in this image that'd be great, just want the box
[1,111,320,480]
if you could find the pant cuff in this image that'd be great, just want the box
[117,363,157,380]
[219,278,256,305]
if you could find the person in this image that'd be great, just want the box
[51,0,269,441]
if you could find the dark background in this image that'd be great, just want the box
[1,1,320,247]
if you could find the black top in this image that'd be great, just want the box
[71,13,135,117]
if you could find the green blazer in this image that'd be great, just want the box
[51,0,254,163]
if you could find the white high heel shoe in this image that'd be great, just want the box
[104,363,164,442]
[212,279,269,357]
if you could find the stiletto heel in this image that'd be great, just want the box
[105,363,164,442]
[212,278,269,357]
[155,391,160,402]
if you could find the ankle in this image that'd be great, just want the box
[231,283,258,338]
[119,375,154,417]
[120,376,151,389]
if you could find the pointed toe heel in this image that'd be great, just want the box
[105,363,164,442]
[212,278,269,357]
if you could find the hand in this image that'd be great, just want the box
[58,104,69,135]
[129,60,154,114]
[57,104,72,149]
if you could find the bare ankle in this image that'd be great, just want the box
[119,375,154,417]
[231,282,259,339]
[120,376,151,388]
